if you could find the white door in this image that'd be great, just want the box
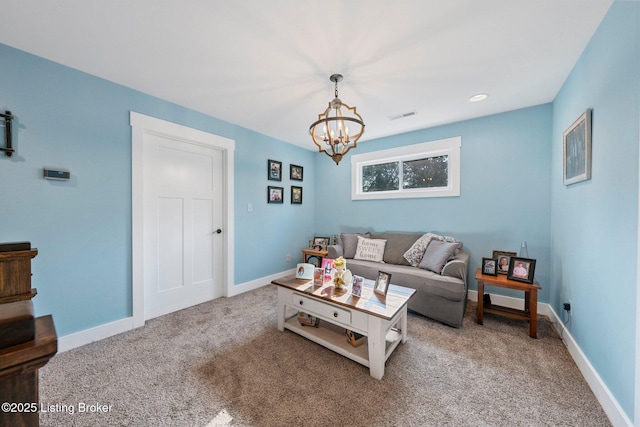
[143,133,224,320]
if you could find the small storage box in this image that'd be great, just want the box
[345,329,366,347]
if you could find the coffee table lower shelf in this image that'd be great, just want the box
[283,314,402,368]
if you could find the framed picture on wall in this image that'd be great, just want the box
[290,164,303,181]
[563,108,592,185]
[267,186,283,203]
[291,186,302,204]
[268,159,282,181]
[492,250,516,275]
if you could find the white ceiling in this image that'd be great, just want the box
[1,1,613,149]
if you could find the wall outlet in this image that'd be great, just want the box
[286,254,291,262]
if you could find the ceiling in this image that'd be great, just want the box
[1,1,614,150]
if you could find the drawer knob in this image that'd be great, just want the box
[299,300,303,305]
[333,312,338,318]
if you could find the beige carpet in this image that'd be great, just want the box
[38,285,611,426]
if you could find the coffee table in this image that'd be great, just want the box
[272,275,416,379]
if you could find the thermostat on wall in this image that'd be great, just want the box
[43,168,71,180]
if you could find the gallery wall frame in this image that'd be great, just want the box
[563,108,592,185]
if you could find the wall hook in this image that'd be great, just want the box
[1,110,15,157]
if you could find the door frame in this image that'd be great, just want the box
[130,111,235,328]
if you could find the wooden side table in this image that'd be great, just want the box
[301,248,328,267]
[475,268,541,338]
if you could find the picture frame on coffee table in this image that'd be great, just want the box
[374,271,392,297]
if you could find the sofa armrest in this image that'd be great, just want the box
[327,245,343,259]
[442,250,469,284]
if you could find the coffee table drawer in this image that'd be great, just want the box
[293,293,351,326]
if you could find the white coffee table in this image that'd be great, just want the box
[272,275,416,380]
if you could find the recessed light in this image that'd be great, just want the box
[469,93,489,103]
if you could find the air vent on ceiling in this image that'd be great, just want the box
[388,110,417,121]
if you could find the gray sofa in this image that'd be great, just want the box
[327,232,469,328]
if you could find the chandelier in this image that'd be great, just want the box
[309,74,365,165]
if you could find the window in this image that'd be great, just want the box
[351,136,461,200]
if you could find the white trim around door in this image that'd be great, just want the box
[130,112,235,328]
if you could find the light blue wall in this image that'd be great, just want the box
[315,105,553,301]
[0,43,314,336]
[551,1,639,419]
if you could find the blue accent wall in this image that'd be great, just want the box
[551,1,639,419]
[0,43,314,336]
[315,105,553,302]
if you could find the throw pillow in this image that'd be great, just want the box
[341,232,371,259]
[371,233,420,265]
[418,240,463,274]
[353,236,387,263]
[403,233,439,267]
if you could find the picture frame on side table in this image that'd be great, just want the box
[291,186,302,204]
[507,257,536,284]
[493,250,516,275]
[313,236,330,250]
[374,271,392,297]
[482,258,497,276]
[268,159,282,181]
[290,164,303,181]
[563,108,592,185]
[267,186,284,203]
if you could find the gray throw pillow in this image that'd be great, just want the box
[340,232,371,259]
[371,233,420,265]
[418,240,463,274]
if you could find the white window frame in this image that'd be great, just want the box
[351,136,461,200]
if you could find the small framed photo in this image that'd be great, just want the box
[351,275,364,297]
[563,108,592,186]
[482,258,497,276]
[507,257,537,284]
[290,164,303,181]
[291,186,302,204]
[313,236,330,250]
[267,186,283,203]
[313,268,324,287]
[374,271,392,297]
[268,159,282,181]
[321,258,334,279]
[493,250,516,275]
[295,263,315,280]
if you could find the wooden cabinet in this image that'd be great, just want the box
[0,243,57,427]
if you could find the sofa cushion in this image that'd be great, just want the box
[340,232,371,259]
[371,233,420,265]
[354,236,387,263]
[418,240,463,273]
[404,232,462,267]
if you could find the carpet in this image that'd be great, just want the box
[38,284,611,426]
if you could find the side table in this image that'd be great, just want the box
[301,248,328,267]
[475,268,541,338]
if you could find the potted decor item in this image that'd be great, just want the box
[331,257,352,289]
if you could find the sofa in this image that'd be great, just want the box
[327,232,469,328]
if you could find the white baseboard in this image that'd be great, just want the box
[58,317,135,353]
[468,291,632,427]
[58,269,295,352]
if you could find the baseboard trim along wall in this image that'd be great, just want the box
[468,291,632,427]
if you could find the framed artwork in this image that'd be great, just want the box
[492,250,516,275]
[351,275,364,297]
[291,186,302,204]
[563,108,592,185]
[374,271,392,297]
[482,258,497,276]
[267,186,283,203]
[507,257,536,284]
[268,159,282,181]
[321,258,334,279]
[290,164,303,181]
[313,236,330,249]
